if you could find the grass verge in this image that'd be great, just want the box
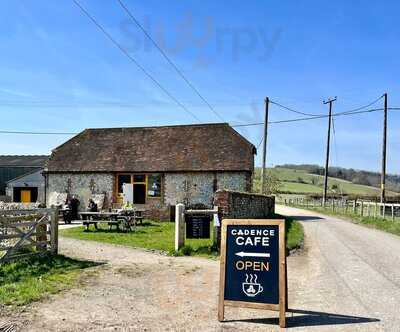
[0,254,98,306]
[61,221,218,258]
[282,215,304,251]
[60,218,304,257]
[289,204,400,237]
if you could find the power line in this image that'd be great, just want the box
[257,136,264,149]
[0,100,253,108]
[0,95,386,111]
[72,0,201,122]
[331,117,339,166]
[2,107,400,135]
[116,0,225,122]
[269,99,322,116]
[337,94,384,115]
[232,106,400,128]
[0,130,78,135]
[269,95,385,118]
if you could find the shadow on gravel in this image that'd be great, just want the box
[289,216,324,222]
[225,308,379,328]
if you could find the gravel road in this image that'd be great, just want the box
[3,206,400,331]
[276,205,400,332]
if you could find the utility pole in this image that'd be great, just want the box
[381,93,388,203]
[322,97,337,206]
[261,97,270,194]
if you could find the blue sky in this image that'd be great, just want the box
[1,0,399,173]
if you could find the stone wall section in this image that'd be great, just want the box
[46,173,114,208]
[46,171,251,220]
[164,172,249,207]
[213,190,275,219]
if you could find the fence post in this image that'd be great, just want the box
[345,201,348,214]
[367,203,370,217]
[175,204,185,251]
[374,202,377,219]
[36,216,47,251]
[332,200,335,212]
[392,204,395,221]
[360,201,364,216]
[50,207,59,255]
[353,200,356,214]
[382,204,386,219]
[213,205,219,247]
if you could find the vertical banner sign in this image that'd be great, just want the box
[218,219,286,328]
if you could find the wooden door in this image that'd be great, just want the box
[21,190,31,203]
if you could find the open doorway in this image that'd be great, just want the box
[13,187,38,203]
[132,174,146,204]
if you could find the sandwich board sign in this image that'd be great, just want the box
[218,219,287,328]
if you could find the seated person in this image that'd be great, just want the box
[69,195,80,221]
[88,199,98,212]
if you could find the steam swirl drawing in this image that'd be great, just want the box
[242,273,264,297]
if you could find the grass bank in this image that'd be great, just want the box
[61,221,218,258]
[288,204,400,237]
[60,218,304,257]
[283,215,304,251]
[0,254,98,306]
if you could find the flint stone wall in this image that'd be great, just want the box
[0,202,42,210]
[214,190,275,219]
[46,173,113,209]
[164,172,250,207]
[46,171,251,219]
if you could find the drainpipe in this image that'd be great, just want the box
[43,171,48,207]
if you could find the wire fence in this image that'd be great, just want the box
[279,197,400,221]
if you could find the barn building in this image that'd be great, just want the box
[0,155,48,202]
[45,123,256,220]
[6,169,46,203]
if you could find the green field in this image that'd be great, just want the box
[254,167,397,196]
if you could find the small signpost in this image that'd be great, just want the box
[218,219,287,328]
[186,215,211,239]
[175,204,219,251]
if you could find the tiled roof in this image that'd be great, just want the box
[0,155,48,167]
[47,123,255,172]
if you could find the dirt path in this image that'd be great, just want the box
[4,207,399,331]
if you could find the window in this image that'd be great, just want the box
[116,173,162,203]
[133,174,146,183]
[147,174,162,198]
[117,174,131,194]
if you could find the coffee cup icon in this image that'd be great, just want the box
[242,274,263,297]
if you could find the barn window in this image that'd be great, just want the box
[117,174,131,194]
[147,174,162,198]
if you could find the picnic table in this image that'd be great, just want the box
[59,207,71,223]
[79,209,145,231]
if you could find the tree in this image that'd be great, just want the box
[262,170,281,195]
[252,169,281,195]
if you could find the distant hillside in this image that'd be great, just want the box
[253,166,399,196]
[279,164,400,193]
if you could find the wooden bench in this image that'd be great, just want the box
[82,219,128,231]
[79,210,145,231]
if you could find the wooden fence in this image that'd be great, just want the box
[280,198,400,221]
[0,208,58,263]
